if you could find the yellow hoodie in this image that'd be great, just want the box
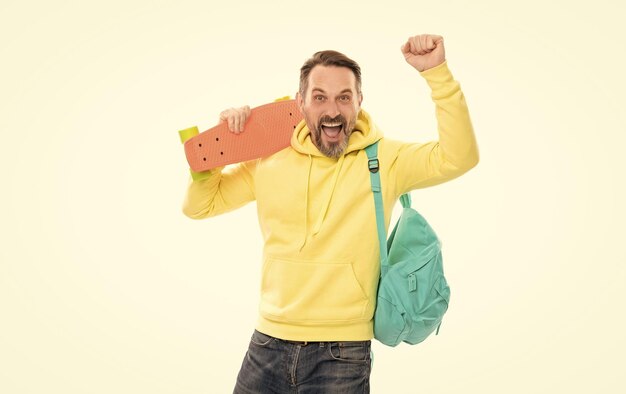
[182,60,479,341]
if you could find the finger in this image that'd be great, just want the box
[233,114,240,133]
[432,35,444,45]
[426,35,435,50]
[400,41,410,56]
[238,114,245,132]
[420,35,429,52]
[401,41,414,61]
[409,38,418,55]
[227,112,235,132]
[413,36,426,55]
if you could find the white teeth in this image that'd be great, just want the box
[322,122,341,127]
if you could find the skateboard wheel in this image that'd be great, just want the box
[179,126,199,144]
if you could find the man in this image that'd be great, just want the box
[182,34,479,393]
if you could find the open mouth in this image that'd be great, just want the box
[321,122,343,141]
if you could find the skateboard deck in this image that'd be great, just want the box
[179,100,303,172]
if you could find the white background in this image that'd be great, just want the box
[1,0,625,392]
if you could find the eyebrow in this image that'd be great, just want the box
[311,88,353,95]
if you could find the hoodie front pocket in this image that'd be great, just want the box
[260,257,369,324]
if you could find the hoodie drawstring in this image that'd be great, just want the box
[312,154,345,236]
[299,154,313,251]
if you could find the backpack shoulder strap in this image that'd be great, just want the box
[364,142,389,272]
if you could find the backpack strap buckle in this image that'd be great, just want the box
[368,158,379,173]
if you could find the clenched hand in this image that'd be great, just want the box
[401,34,446,72]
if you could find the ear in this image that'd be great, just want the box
[296,91,305,114]
[358,92,363,106]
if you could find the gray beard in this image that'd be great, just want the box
[312,130,349,159]
[309,115,356,159]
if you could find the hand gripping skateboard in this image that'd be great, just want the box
[179,99,303,172]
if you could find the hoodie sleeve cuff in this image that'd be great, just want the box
[419,60,459,99]
[419,60,452,83]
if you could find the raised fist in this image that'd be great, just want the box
[401,34,445,72]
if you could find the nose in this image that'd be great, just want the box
[325,101,340,118]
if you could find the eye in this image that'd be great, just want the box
[314,95,326,101]
[339,95,351,102]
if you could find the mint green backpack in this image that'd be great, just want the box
[365,141,450,347]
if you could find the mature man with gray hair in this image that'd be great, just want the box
[183,33,479,393]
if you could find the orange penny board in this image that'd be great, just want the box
[184,100,303,172]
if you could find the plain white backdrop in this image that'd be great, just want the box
[1,0,625,392]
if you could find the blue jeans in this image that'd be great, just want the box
[233,330,372,393]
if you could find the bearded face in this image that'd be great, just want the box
[297,65,362,159]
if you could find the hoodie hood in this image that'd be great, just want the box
[291,108,383,156]
[289,108,383,250]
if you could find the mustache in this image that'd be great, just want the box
[318,114,347,124]
[317,115,348,133]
